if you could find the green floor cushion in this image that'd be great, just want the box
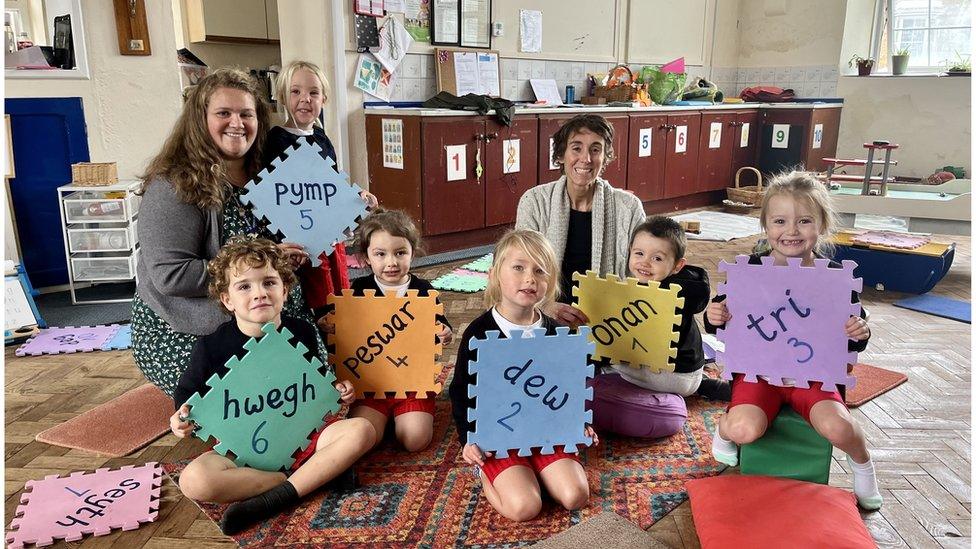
[740,407,833,485]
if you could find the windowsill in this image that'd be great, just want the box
[842,72,970,78]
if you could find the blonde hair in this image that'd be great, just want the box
[140,68,271,209]
[758,171,838,257]
[484,230,560,309]
[276,61,331,128]
[207,236,296,306]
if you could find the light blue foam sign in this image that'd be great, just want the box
[467,327,595,457]
[243,139,369,266]
[184,322,340,471]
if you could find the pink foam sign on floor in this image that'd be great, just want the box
[851,231,930,249]
[6,462,162,548]
[15,325,121,357]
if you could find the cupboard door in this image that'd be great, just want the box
[365,115,422,224]
[732,111,760,186]
[663,113,701,198]
[626,114,668,201]
[602,115,630,188]
[485,118,539,226]
[806,107,841,172]
[198,0,269,40]
[421,119,485,235]
[697,112,736,192]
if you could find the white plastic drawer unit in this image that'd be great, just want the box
[70,255,136,281]
[67,227,134,253]
[62,191,140,223]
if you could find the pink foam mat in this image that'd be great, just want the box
[6,462,162,548]
[14,325,122,357]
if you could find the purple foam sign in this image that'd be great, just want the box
[851,231,930,249]
[6,463,162,548]
[15,325,122,357]
[715,256,861,392]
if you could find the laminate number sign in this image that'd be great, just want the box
[446,144,466,181]
[638,128,653,157]
[674,125,688,153]
[771,124,790,149]
[708,122,722,149]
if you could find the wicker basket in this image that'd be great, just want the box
[71,162,118,186]
[594,64,636,103]
[726,166,764,206]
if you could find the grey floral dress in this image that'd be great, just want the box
[131,186,326,398]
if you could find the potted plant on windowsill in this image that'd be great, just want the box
[891,48,910,75]
[943,51,971,76]
[849,54,875,76]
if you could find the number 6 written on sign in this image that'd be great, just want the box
[252,420,269,454]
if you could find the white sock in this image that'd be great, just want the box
[848,455,883,510]
[711,428,738,466]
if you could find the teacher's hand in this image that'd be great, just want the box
[278,242,310,269]
[547,302,589,328]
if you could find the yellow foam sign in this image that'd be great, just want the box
[327,290,443,399]
[572,271,684,373]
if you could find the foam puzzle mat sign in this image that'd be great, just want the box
[572,271,684,373]
[6,463,162,548]
[328,290,443,399]
[467,327,594,457]
[15,325,122,356]
[244,139,369,266]
[185,323,340,471]
[716,256,861,392]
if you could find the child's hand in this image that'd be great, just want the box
[360,190,379,209]
[334,380,356,404]
[706,301,731,326]
[436,323,453,345]
[279,242,310,269]
[170,405,195,439]
[845,315,870,341]
[317,316,335,334]
[548,302,589,328]
[462,443,493,466]
[585,425,600,447]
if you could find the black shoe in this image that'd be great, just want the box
[697,377,732,401]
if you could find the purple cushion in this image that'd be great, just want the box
[590,373,688,438]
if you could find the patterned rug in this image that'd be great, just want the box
[164,395,725,547]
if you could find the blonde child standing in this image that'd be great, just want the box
[170,237,374,535]
[704,172,882,510]
[449,230,598,522]
[328,208,452,453]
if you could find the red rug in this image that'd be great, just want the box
[845,363,908,407]
[36,384,173,457]
[164,395,725,547]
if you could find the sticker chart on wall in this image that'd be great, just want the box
[715,256,861,392]
[572,271,684,372]
[244,139,368,266]
[771,124,790,149]
[467,327,594,457]
[382,118,404,169]
[5,463,162,548]
[328,290,443,399]
[184,323,341,471]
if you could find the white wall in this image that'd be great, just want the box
[736,0,848,67]
[5,0,183,179]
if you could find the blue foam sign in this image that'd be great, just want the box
[467,327,595,457]
[244,139,369,266]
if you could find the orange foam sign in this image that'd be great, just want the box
[327,290,443,399]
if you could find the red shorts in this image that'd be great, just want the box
[291,429,323,471]
[353,394,436,418]
[481,446,580,484]
[730,374,845,424]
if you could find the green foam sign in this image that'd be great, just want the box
[185,323,340,471]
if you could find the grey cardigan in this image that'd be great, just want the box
[135,178,227,335]
[515,176,645,279]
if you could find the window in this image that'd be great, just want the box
[874,0,971,72]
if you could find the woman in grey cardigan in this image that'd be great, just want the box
[132,68,320,396]
[516,114,645,326]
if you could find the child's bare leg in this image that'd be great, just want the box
[349,405,388,449]
[220,417,374,535]
[719,404,769,444]
[480,466,542,522]
[394,411,434,452]
[808,400,882,510]
[179,451,286,503]
[538,458,589,511]
[289,417,375,496]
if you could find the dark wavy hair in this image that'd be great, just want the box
[550,114,616,167]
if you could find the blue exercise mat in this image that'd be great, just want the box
[893,294,971,323]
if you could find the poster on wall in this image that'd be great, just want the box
[382,119,405,169]
[355,54,398,102]
[404,0,431,41]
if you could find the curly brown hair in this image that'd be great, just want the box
[550,114,616,168]
[353,208,426,260]
[207,237,297,304]
[140,68,271,210]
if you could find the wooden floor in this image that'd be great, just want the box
[5,227,971,548]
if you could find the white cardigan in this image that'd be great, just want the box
[515,176,646,279]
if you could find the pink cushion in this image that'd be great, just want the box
[590,373,687,438]
[686,475,875,549]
